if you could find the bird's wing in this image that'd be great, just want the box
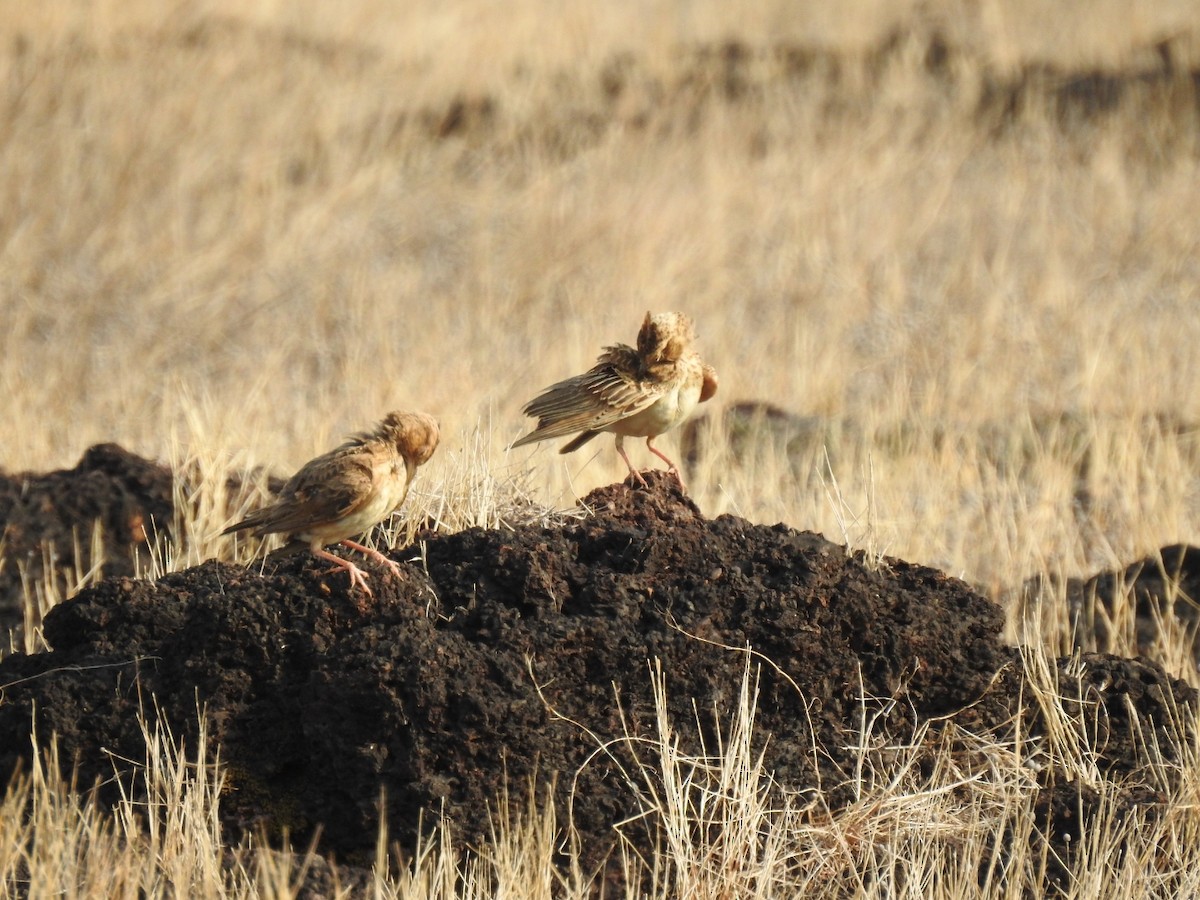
[513,345,669,446]
[235,448,379,538]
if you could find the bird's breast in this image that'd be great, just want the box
[294,458,409,544]
[611,369,703,438]
[368,460,410,516]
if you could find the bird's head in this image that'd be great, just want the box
[637,311,696,363]
[381,411,441,480]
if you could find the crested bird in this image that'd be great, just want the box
[222,410,439,595]
[513,311,717,488]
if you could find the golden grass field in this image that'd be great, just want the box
[5,0,1200,895]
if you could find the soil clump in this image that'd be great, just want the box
[0,445,174,637]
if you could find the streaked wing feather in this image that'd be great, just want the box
[516,364,668,444]
[245,453,377,537]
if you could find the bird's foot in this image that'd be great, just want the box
[644,439,686,492]
[341,564,374,597]
[327,562,374,597]
[625,468,649,488]
[341,540,404,580]
[667,465,688,493]
[315,548,374,597]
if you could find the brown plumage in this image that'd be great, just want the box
[513,311,717,488]
[222,411,440,595]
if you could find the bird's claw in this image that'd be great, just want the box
[668,466,687,492]
[322,563,373,597]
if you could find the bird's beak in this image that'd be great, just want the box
[405,457,417,485]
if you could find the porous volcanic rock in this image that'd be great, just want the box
[0,472,1192,884]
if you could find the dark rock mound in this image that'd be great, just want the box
[0,444,288,642]
[0,472,1192,885]
[0,444,174,635]
[1020,544,1200,660]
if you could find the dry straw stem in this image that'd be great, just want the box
[12,523,105,656]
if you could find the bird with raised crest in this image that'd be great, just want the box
[513,311,717,489]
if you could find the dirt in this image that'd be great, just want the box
[0,464,1194,892]
[0,444,288,643]
[1020,544,1200,660]
[0,444,175,636]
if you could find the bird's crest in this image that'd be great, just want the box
[637,311,696,363]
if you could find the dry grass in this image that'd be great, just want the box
[4,0,1200,895]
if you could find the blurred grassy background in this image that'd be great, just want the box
[3,0,1200,601]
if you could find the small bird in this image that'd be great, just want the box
[513,311,717,488]
[222,411,440,595]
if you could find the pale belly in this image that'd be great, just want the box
[296,461,409,545]
[611,379,702,438]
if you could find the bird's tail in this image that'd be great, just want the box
[266,539,312,563]
[509,430,543,450]
[220,509,271,537]
[558,430,600,454]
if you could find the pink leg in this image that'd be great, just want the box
[646,437,686,490]
[313,547,373,596]
[615,436,648,486]
[341,539,403,578]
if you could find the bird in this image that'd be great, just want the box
[512,311,717,488]
[222,410,440,596]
